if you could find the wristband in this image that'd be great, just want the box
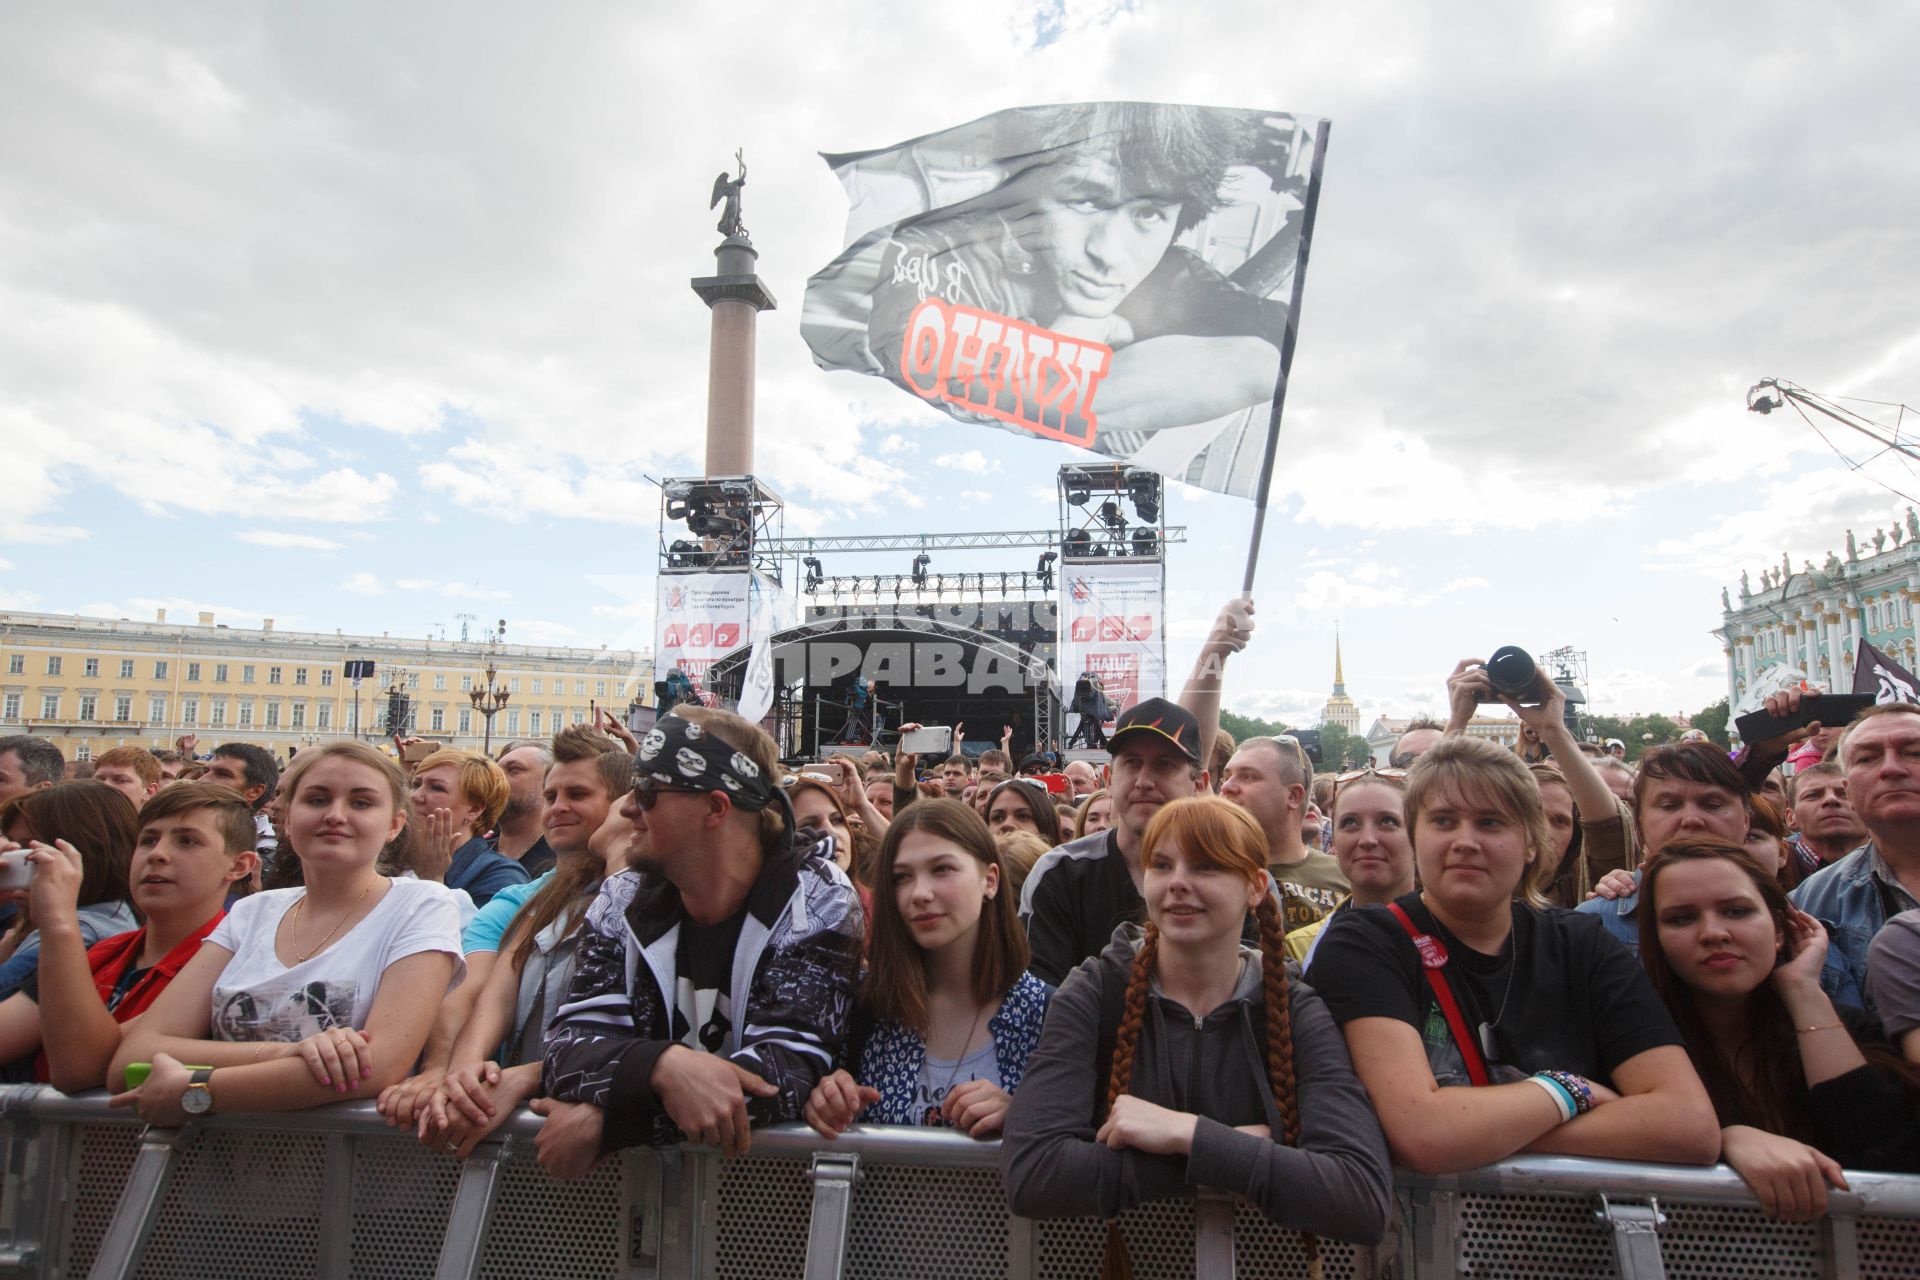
[1527,1074,1576,1124]
[1537,1070,1595,1116]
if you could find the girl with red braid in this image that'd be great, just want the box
[1000,796,1391,1268]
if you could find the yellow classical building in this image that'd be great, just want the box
[0,609,651,761]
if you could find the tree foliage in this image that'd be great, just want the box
[1220,709,1291,742]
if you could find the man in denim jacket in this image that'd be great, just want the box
[1791,703,1920,1015]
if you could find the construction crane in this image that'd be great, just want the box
[1748,378,1920,503]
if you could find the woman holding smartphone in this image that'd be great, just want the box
[1639,838,1920,1217]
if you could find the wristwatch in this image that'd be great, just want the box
[181,1068,215,1117]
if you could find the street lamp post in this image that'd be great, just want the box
[469,661,510,755]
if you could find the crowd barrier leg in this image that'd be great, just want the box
[317,1132,356,1279]
[1595,1193,1667,1280]
[1193,1189,1236,1278]
[84,1125,185,1280]
[1819,1211,1859,1280]
[432,1137,511,1280]
[0,1104,64,1275]
[802,1150,861,1280]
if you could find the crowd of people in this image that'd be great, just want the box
[3,596,1920,1254]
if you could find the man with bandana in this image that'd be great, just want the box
[533,708,865,1172]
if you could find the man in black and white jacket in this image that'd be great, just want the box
[535,708,863,1173]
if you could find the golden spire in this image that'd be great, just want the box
[1333,625,1346,695]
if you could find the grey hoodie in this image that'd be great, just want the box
[1000,926,1392,1244]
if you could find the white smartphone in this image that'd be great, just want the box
[899,725,953,755]
[0,849,33,892]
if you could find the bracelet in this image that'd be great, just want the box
[1527,1075,1576,1124]
[1797,1022,1845,1034]
[1537,1070,1596,1116]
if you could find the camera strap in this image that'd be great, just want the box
[1387,902,1491,1087]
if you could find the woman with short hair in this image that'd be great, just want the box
[1312,737,1721,1174]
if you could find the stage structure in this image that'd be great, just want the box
[701,463,1179,762]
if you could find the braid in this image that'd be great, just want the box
[1256,893,1322,1276]
[1104,924,1159,1115]
[1100,925,1158,1280]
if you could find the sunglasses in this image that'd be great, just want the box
[1335,767,1409,784]
[630,776,710,810]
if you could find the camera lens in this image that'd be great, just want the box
[1485,646,1539,697]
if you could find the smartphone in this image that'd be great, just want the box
[1030,773,1069,795]
[399,740,436,765]
[0,849,31,892]
[899,725,953,755]
[122,1062,213,1089]
[1733,693,1874,748]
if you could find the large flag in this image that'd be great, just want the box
[802,103,1328,499]
[1853,638,1920,704]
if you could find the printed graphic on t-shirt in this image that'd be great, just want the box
[1419,1004,1525,1088]
[672,977,734,1054]
[911,1043,1000,1124]
[213,980,358,1042]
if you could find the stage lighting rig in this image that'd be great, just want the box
[912,553,931,586]
[1036,551,1057,589]
[803,557,824,593]
[1127,471,1160,522]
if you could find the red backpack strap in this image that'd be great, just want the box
[1386,902,1491,1087]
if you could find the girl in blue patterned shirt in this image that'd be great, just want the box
[805,799,1050,1139]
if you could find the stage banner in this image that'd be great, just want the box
[802,102,1328,499]
[1058,559,1165,729]
[655,572,751,703]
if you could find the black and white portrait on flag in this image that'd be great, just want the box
[802,102,1327,499]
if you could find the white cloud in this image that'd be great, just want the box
[341,573,385,596]
[878,433,909,454]
[934,450,997,474]
[1291,562,1488,613]
[237,530,345,551]
[395,578,512,602]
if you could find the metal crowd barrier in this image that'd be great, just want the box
[3,1085,1918,1279]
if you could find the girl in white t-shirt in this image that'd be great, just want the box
[111,742,464,1122]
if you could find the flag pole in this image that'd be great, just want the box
[1242,119,1332,596]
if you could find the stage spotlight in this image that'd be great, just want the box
[1098,499,1125,530]
[1063,529,1093,558]
[912,553,930,586]
[1036,551,1057,589]
[803,556,824,593]
[1063,468,1091,506]
[1127,471,1160,523]
[1130,527,1160,557]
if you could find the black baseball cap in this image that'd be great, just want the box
[1108,698,1202,763]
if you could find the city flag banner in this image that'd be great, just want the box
[802,102,1329,500]
[655,572,751,702]
[1057,560,1166,732]
[1853,638,1920,704]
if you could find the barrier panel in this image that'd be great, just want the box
[4,1085,1919,1279]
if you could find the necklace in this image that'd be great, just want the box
[924,1003,989,1127]
[289,881,376,963]
[1476,933,1519,1062]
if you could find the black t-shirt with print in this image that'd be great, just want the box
[1311,891,1682,1088]
[672,909,747,1054]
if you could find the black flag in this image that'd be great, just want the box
[1853,638,1920,705]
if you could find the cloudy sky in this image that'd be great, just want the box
[3,1,1917,729]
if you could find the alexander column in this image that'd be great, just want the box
[692,150,776,476]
